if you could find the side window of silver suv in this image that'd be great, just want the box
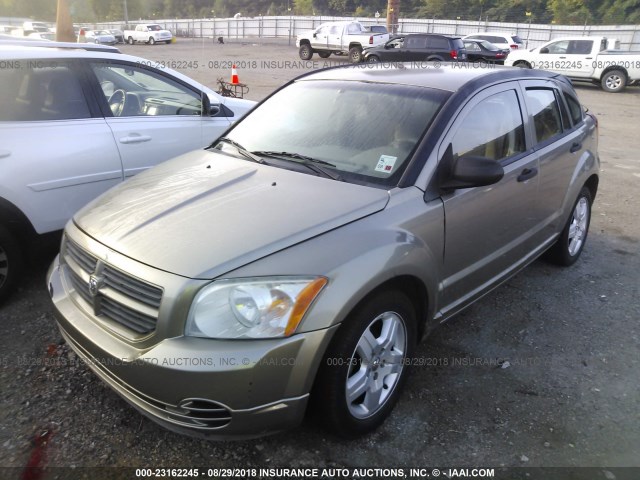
[0,61,91,121]
[452,90,526,162]
[90,63,203,117]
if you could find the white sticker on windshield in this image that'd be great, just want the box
[375,155,397,174]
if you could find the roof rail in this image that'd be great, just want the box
[0,38,121,53]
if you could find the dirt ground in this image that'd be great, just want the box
[1,39,639,477]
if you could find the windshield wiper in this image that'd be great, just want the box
[216,137,265,164]
[251,151,341,180]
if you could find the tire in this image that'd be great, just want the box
[127,36,134,45]
[148,36,156,45]
[318,51,331,59]
[546,187,592,266]
[349,46,363,63]
[601,69,627,93]
[312,290,417,438]
[514,61,531,69]
[299,44,313,60]
[0,226,23,304]
[367,55,380,63]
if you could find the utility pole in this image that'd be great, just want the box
[387,0,400,34]
[55,0,75,42]
[124,0,129,27]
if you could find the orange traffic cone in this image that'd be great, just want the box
[230,64,240,84]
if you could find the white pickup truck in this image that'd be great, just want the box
[124,23,173,45]
[505,36,640,92]
[296,21,389,63]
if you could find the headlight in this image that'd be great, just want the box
[185,277,327,339]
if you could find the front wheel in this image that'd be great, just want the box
[514,61,532,69]
[546,187,592,266]
[313,290,416,437]
[148,36,155,45]
[367,55,380,63]
[601,69,627,93]
[299,44,313,60]
[0,226,23,304]
[349,46,363,63]
[127,36,134,45]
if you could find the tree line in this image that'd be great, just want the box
[1,0,638,25]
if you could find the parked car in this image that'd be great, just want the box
[296,21,389,62]
[124,23,173,45]
[108,29,125,44]
[363,33,467,63]
[464,32,524,50]
[48,63,599,439]
[26,31,55,41]
[22,21,51,35]
[0,43,255,302]
[504,36,640,93]
[463,39,509,64]
[84,29,117,45]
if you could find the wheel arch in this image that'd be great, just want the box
[584,174,599,203]
[0,197,36,242]
[601,65,629,83]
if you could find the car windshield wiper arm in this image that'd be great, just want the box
[216,137,265,164]
[251,151,341,180]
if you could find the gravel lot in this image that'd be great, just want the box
[1,39,639,477]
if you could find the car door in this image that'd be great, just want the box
[0,58,123,234]
[402,35,428,61]
[86,61,233,178]
[538,39,582,74]
[312,25,330,50]
[437,84,542,314]
[520,80,589,242]
[327,25,342,50]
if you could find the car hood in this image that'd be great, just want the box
[74,150,390,279]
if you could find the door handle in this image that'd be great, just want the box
[570,142,582,153]
[517,167,538,182]
[119,134,152,144]
[0,150,11,159]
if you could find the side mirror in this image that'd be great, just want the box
[209,104,221,116]
[540,47,549,54]
[439,144,504,189]
[313,32,317,38]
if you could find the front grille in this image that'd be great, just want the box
[63,237,163,335]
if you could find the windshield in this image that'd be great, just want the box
[148,25,162,31]
[218,80,449,187]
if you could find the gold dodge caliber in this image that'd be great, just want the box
[48,64,599,439]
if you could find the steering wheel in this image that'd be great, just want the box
[108,89,127,116]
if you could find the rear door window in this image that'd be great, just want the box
[524,89,563,144]
[564,92,584,126]
[0,61,91,121]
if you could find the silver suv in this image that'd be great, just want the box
[48,64,599,439]
[0,43,254,302]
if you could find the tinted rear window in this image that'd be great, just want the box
[452,39,464,49]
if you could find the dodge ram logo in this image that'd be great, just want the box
[88,275,103,297]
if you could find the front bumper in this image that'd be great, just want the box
[48,256,337,439]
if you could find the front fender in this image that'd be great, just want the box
[225,187,445,334]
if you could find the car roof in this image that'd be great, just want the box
[297,63,567,93]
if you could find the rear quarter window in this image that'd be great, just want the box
[564,93,584,125]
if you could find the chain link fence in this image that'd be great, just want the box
[95,15,640,51]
